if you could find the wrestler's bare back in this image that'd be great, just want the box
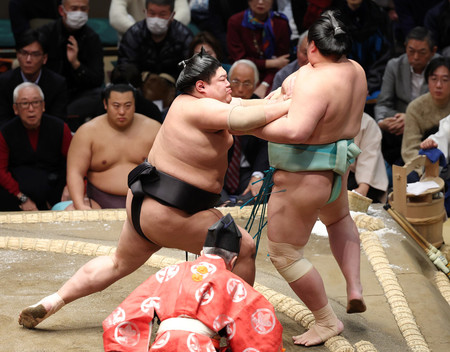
[75,113,160,195]
[296,59,367,144]
[149,94,234,194]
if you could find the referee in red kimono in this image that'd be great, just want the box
[103,214,284,351]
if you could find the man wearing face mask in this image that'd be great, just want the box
[36,0,104,131]
[116,0,193,86]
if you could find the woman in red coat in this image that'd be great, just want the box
[227,0,291,97]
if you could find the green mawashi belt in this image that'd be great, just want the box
[268,139,361,204]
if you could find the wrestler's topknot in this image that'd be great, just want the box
[176,47,222,94]
[308,9,352,59]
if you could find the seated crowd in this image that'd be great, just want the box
[1,0,450,212]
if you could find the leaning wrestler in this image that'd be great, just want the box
[249,11,367,346]
[18,49,291,329]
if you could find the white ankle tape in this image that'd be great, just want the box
[35,293,65,315]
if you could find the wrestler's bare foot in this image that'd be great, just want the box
[347,298,366,314]
[347,287,366,313]
[293,319,344,346]
[19,304,48,329]
[293,303,344,346]
[18,293,65,329]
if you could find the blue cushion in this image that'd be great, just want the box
[0,19,15,48]
[87,18,118,46]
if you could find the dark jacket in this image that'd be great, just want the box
[225,135,269,194]
[37,18,104,97]
[1,114,67,208]
[117,19,193,80]
[335,0,393,94]
[0,67,68,126]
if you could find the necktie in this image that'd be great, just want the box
[226,136,241,194]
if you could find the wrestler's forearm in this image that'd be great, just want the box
[228,99,290,131]
[249,116,314,144]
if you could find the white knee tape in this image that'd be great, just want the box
[267,239,313,283]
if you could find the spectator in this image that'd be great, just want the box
[108,64,164,123]
[207,0,248,58]
[109,0,190,39]
[424,0,450,57]
[188,31,226,65]
[0,82,72,211]
[0,29,68,127]
[401,57,450,168]
[334,0,393,97]
[36,0,105,132]
[189,0,209,31]
[64,84,160,210]
[188,31,232,75]
[271,29,309,91]
[116,0,193,83]
[103,214,284,352]
[227,0,291,97]
[375,27,439,167]
[349,113,388,203]
[393,0,442,43]
[8,0,60,42]
[291,0,334,34]
[221,59,269,206]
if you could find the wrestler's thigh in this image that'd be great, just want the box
[139,196,223,254]
[114,216,162,274]
[267,170,333,245]
[319,170,350,226]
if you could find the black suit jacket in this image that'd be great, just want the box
[0,67,68,127]
[226,135,269,191]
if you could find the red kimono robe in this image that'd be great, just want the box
[103,254,284,351]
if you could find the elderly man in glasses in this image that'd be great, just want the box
[0,82,72,211]
[220,59,269,207]
[0,29,68,127]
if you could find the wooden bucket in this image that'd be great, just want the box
[390,155,445,248]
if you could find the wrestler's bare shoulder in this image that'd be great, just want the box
[133,113,161,130]
[170,94,229,115]
[71,114,107,141]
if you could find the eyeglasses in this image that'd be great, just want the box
[18,50,44,58]
[15,100,44,109]
[230,79,254,88]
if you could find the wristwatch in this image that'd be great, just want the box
[18,193,28,204]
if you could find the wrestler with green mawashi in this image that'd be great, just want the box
[243,10,368,347]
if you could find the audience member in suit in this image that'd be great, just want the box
[375,27,439,167]
[0,83,72,211]
[221,59,269,206]
[36,0,104,131]
[271,30,308,91]
[0,29,68,127]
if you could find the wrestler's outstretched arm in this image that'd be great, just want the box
[190,97,291,133]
